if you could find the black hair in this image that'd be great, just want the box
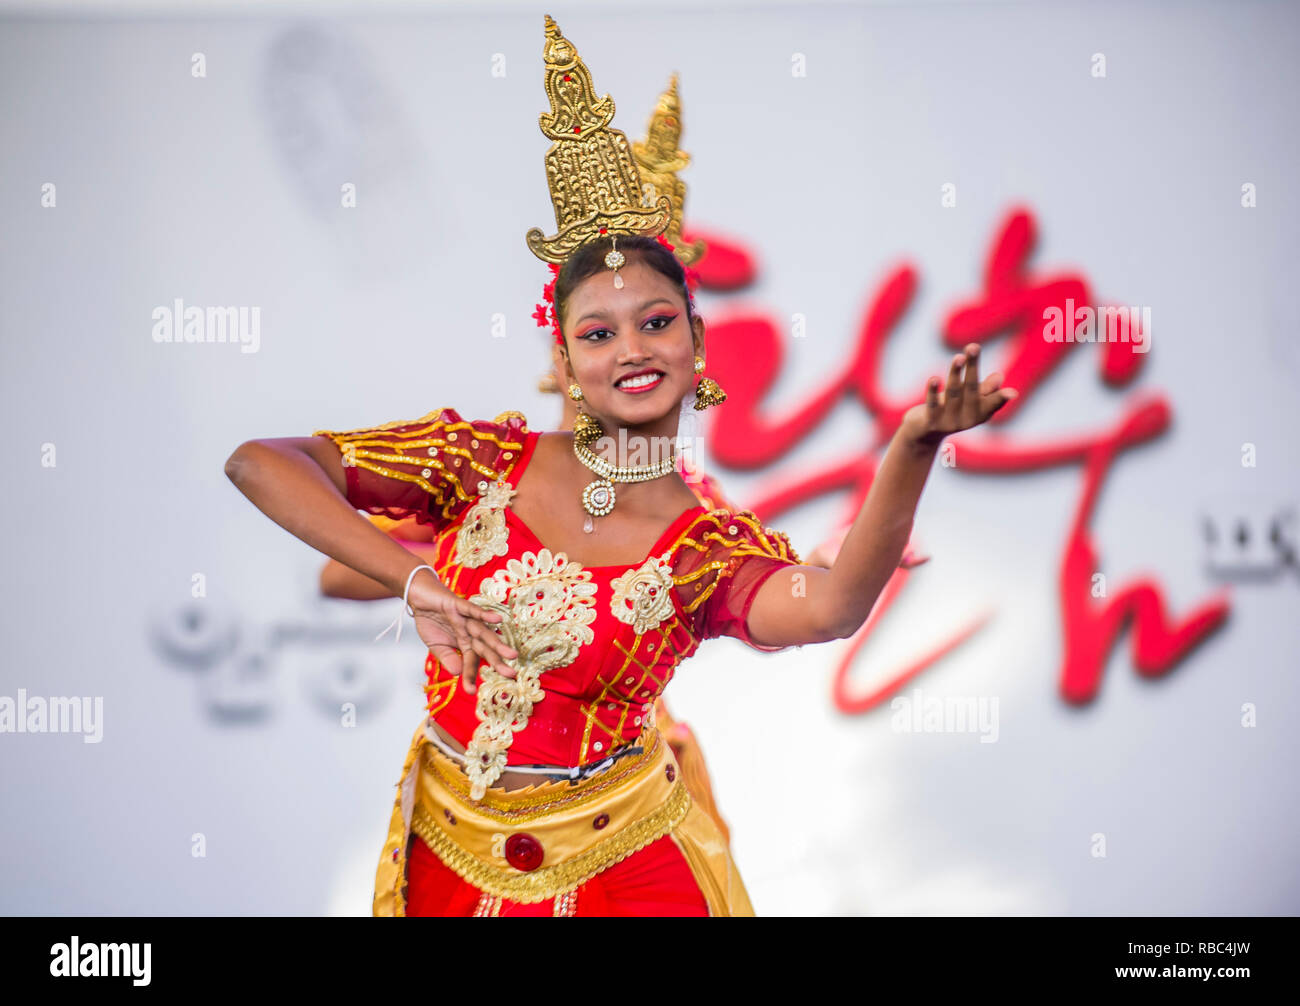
[553,234,694,349]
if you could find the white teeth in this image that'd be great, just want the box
[616,372,663,389]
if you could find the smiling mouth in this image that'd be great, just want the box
[615,371,665,392]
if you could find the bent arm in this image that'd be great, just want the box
[321,540,444,600]
[745,424,939,647]
[224,435,434,599]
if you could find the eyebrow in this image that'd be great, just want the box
[573,298,677,327]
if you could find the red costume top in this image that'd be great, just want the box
[314,407,803,798]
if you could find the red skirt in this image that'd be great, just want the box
[405,829,710,917]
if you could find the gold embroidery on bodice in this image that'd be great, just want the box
[609,554,677,635]
[463,549,598,800]
[454,478,517,568]
[453,481,684,800]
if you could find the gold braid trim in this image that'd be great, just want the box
[312,409,528,523]
[673,508,803,616]
[410,780,692,903]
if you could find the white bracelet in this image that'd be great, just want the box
[374,564,436,644]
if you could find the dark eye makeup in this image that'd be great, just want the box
[579,314,676,342]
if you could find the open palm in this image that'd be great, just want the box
[903,342,1017,446]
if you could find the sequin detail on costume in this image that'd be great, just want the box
[463,549,598,800]
[553,887,578,916]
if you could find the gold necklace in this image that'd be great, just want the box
[572,438,679,532]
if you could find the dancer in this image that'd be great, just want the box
[315,74,804,852]
[225,16,1014,916]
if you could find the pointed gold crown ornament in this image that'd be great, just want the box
[526,17,695,531]
[632,74,706,267]
[525,15,673,269]
[539,73,706,393]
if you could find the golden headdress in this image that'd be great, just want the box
[631,74,705,267]
[530,16,706,365]
[526,15,676,270]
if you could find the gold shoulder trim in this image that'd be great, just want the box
[313,408,528,522]
[492,410,530,429]
[672,509,803,616]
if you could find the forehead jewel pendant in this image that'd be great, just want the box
[605,233,626,289]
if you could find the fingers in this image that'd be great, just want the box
[958,345,1020,423]
[988,387,1019,414]
[924,374,941,411]
[428,643,463,677]
[464,619,519,677]
[457,634,521,695]
[980,371,1004,394]
[976,368,1019,418]
[962,343,981,405]
[455,596,506,629]
[456,600,520,662]
[944,350,965,406]
[461,648,481,694]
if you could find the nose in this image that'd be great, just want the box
[617,325,652,363]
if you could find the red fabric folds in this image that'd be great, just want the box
[404,831,709,917]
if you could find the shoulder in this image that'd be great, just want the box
[461,410,531,457]
[312,406,532,513]
[314,406,529,443]
[672,506,803,566]
[436,410,532,487]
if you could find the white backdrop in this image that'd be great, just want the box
[2,0,1297,915]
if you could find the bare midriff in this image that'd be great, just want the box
[427,719,613,792]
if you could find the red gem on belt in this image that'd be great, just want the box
[504,832,544,872]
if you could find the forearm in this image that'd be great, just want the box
[225,440,432,599]
[821,425,939,636]
[321,542,443,600]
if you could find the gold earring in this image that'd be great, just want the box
[573,407,604,449]
[567,383,603,446]
[539,372,560,394]
[692,357,726,411]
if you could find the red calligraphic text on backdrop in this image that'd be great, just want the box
[689,207,1229,709]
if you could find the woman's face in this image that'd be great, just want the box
[559,256,703,432]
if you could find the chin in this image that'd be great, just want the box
[609,393,679,420]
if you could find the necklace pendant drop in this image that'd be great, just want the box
[583,514,594,534]
[581,478,616,518]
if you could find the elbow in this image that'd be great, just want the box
[820,603,867,642]
[319,561,344,599]
[824,617,861,642]
[224,442,255,485]
[225,439,278,488]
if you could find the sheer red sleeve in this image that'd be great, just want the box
[312,407,529,531]
[673,509,804,653]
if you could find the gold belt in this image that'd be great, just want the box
[410,726,692,903]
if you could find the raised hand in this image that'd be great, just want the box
[902,342,1018,447]
[405,571,519,695]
